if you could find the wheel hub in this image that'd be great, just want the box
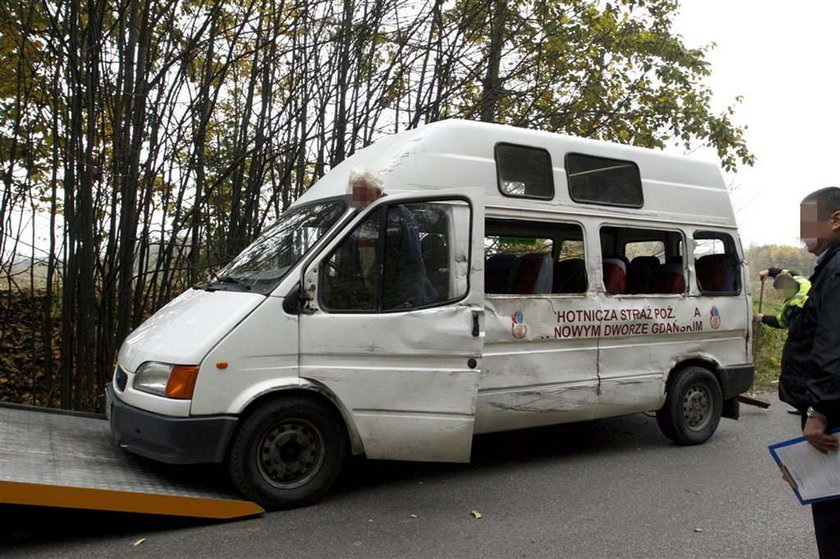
[683,384,711,431]
[258,419,324,489]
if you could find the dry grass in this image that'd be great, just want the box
[0,260,51,291]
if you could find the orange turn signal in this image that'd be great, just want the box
[165,366,200,399]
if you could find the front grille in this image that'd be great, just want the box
[115,367,128,391]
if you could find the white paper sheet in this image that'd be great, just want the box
[769,431,840,505]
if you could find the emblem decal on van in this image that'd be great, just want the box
[511,310,528,339]
[710,306,721,329]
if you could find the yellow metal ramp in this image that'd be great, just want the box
[0,404,263,519]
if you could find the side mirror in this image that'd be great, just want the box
[282,283,301,315]
[282,282,316,315]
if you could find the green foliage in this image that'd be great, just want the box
[745,244,816,280]
[449,0,754,171]
[752,282,787,391]
[746,244,815,391]
[748,242,816,391]
[486,236,553,257]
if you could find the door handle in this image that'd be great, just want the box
[471,311,480,337]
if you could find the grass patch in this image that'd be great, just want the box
[751,281,789,391]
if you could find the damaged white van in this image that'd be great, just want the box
[107,120,754,509]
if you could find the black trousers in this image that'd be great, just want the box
[813,499,840,558]
[799,415,840,558]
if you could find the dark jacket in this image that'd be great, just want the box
[779,242,840,418]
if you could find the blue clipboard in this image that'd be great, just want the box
[768,428,840,506]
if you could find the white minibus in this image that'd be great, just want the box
[107,120,754,509]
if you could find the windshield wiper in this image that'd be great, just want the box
[194,269,221,290]
[214,274,251,290]
[195,273,251,291]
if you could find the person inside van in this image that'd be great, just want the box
[753,267,811,329]
[382,205,439,309]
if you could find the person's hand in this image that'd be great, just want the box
[804,416,839,453]
[754,313,764,324]
[759,269,770,280]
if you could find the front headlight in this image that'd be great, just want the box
[133,362,174,396]
[133,362,199,399]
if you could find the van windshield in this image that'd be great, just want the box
[203,200,347,294]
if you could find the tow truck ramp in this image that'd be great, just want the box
[0,404,263,519]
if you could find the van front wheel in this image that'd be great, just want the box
[228,396,347,510]
[656,366,722,445]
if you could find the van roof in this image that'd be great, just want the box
[294,119,735,228]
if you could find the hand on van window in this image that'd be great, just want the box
[804,416,839,453]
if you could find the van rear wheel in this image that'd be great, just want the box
[228,396,347,510]
[656,366,722,445]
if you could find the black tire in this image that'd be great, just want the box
[227,395,347,510]
[656,366,722,445]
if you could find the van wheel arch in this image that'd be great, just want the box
[665,358,730,397]
[233,388,361,453]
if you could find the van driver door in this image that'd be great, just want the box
[298,191,484,463]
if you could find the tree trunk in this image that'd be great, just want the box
[480,0,505,123]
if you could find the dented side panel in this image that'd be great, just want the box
[595,295,748,410]
[300,308,481,462]
[475,295,601,433]
[593,298,686,407]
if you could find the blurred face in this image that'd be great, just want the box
[800,202,840,254]
[774,275,798,299]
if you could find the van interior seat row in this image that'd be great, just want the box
[625,255,686,295]
[602,258,627,295]
[603,255,688,295]
[626,255,659,293]
[486,253,553,295]
[511,253,553,294]
[654,262,687,294]
[484,253,696,295]
[487,254,694,296]
[485,254,592,295]
[695,253,739,293]
[485,254,522,294]
[553,258,587,293]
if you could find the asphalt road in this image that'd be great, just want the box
[2,394,819,558]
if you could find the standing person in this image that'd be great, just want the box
[778,186,840,559]
[754,267,811,329]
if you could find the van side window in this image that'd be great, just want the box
[495,144,554,200]
[320,200,471,312]
[599,226,685,295]
[321,208,381,311]
[566,153,643,208]
[694,232,741,295]
[485,220,587,295]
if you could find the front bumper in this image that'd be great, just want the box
[106,383,238,464]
